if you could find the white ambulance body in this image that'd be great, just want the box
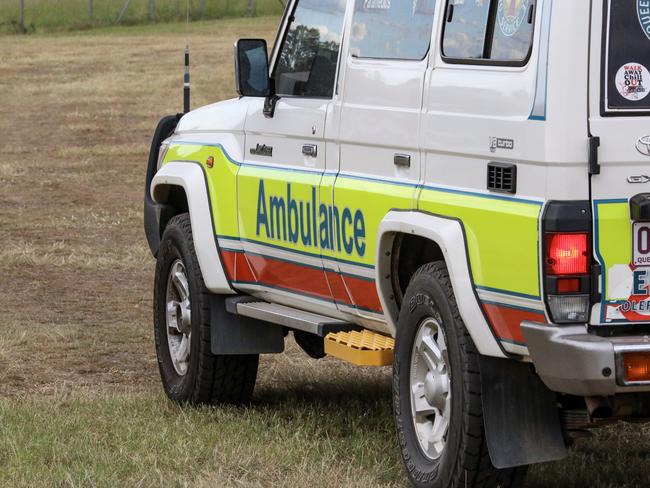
[144,1,650,486]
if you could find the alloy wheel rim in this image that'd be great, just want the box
[409,317,451,460]
[165,259,192,376]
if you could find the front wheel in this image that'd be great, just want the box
[393,262,527,488]
[153,213,259,405]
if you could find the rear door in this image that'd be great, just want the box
[589,0,650,325]
[331,0,436,323]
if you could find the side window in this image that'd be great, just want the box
[442,0,535,65]
[442,1,490,59]
[273,0,346,98]
[349,0,437,60]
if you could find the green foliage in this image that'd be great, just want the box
[0,0,285,33]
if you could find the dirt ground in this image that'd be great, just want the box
[1,19,650,488]
[0,20,271,397]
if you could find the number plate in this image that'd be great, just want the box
[633,222,650,267]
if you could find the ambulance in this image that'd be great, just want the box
[144,1,650,486]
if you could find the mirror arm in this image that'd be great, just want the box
[263,94,281,119]
[263,78,279,118]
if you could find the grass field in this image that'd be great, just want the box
[0,0,284,33]
[1,17,650,488]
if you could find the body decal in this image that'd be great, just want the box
[529,0,553,121]
[163,142,546,347]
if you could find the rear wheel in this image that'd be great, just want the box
[393,262,527,488]
[154,213,259,405]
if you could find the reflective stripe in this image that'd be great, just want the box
[164,143,546,345]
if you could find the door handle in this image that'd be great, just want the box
[394,153,411,168]
[302,144,318,158]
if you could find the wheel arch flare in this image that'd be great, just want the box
[376,211,505,358]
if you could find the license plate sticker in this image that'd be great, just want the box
[633,222,650,267]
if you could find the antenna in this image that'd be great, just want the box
[184,45,190,113]
[183,0,191,114]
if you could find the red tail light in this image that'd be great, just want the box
[542,203,593,324]
[546,233,589,276]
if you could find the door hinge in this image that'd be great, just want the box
[589,136,600,175]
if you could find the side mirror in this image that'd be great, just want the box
[234,39,271,97]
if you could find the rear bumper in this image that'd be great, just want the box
[521,322,650,396]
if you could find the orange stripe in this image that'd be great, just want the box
[325,270,352,304]
[237,252,257,283]
[244,253,333,300]
[220,250,236,281]
[220,250,384,312]
[342,275,383,313]
[482,303,546,345]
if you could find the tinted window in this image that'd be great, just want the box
[604,0,650,112]
[442,0,535,64]
[442,0,490,59]
[349,0,437,60]
[491,0,535,61]
[273,0,346,98]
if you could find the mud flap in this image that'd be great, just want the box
[210,295,285,355]
[480,356,567,468]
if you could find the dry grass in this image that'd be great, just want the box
[0,0,284,33]
[0,18,649,487]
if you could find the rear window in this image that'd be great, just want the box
[604,0,650,113]
[442,0,536,65]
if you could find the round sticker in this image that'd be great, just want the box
[615,63,650,102]
[497,0,529,37]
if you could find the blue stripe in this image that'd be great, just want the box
[217,234,376,270]
[239,249,325,272]
[337,172,419,189]
[481,299,545,315]
[593,198,628,205]
[593,200,630,323]
[219,246,244,253]
[172,141,240,166]
[420,184,542,206]
[221,241,543,301]
[475,285,541,301]
[593,202,607,323]
[221,240,378,283]
[170,142,544,206]
[231,280,381,314]
[241,161,324,176]
[232,280,335,304]
[340,271,375,283]
[529,0,553,121]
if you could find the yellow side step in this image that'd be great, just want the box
[324,330,395,366]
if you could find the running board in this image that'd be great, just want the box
[225,297,355,337]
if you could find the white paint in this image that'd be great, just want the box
[607,264,634,300]
[151,162,234,295]
[376,211,505,358]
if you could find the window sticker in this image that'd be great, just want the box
[615,63,650,102]
[637,0,650,41]
[362,0,391,9]
[497,0,529,37]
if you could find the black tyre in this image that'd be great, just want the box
[154,213,259,405]
[393,262,527,488]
